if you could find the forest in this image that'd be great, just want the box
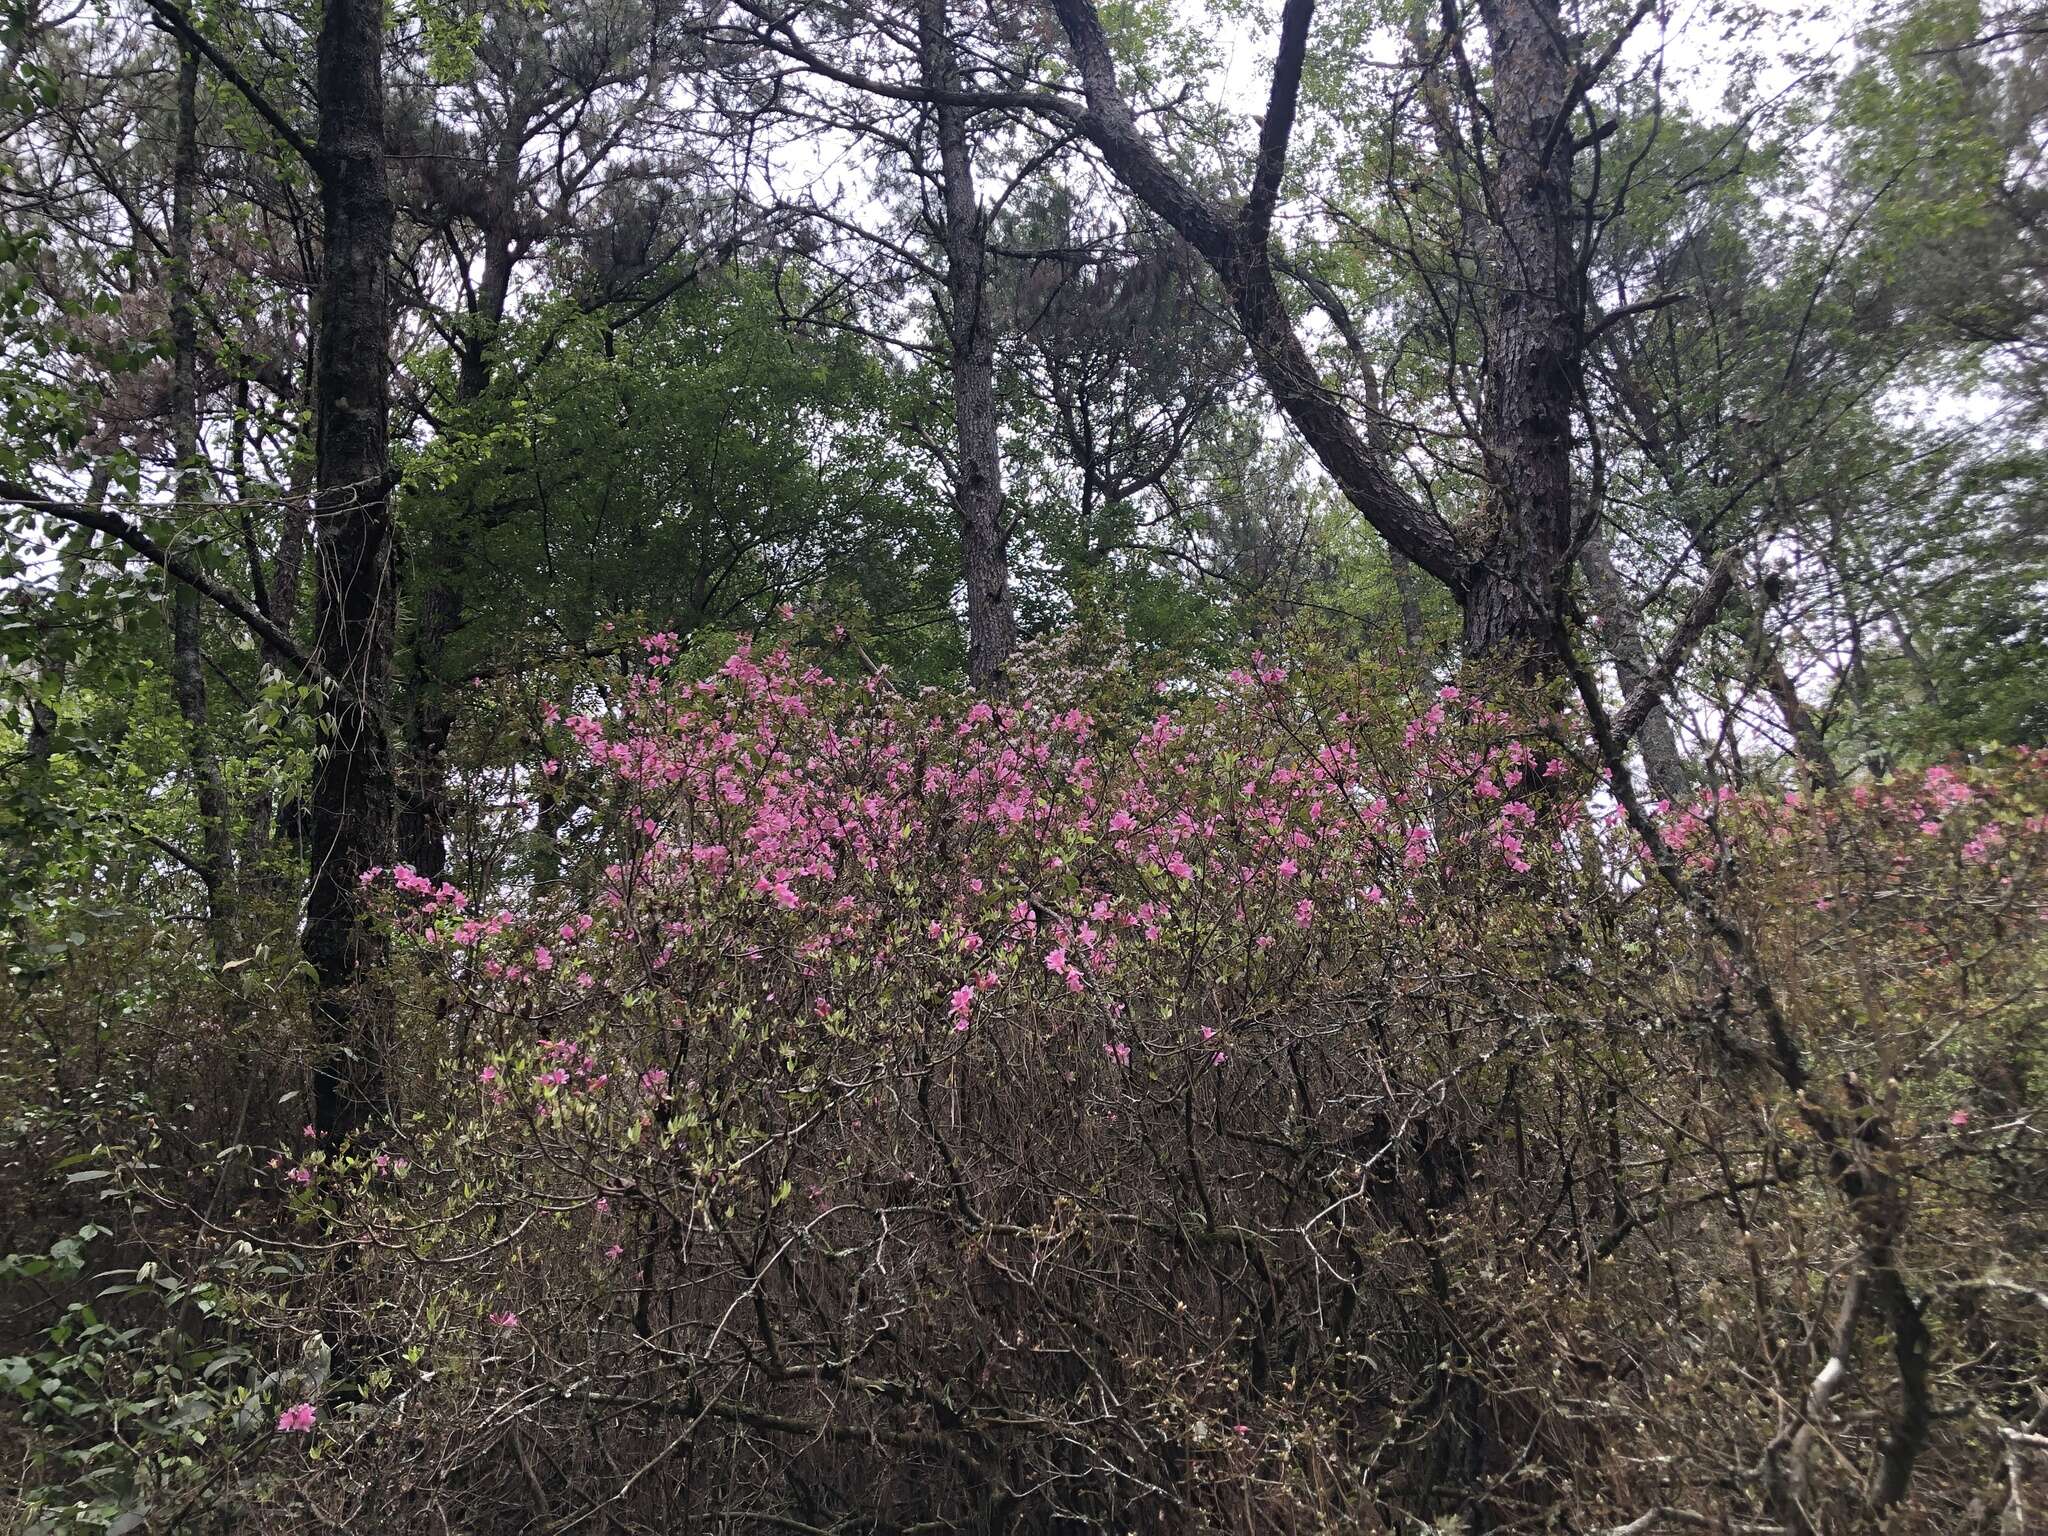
[1,0,2046,1527]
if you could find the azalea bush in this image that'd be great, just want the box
[12,637,2048,1532]
[205,636,2030,1534]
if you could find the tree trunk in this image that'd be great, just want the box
[398,133,525,880]
[1766,645,1841,790]
[167,39,238,970]
[1470,0,1579,674]
[1578,528,1692,803]
[237,396,311,891]
[1390,549,1425,650]
[305,0,398,1142]
[922,0,1018,691]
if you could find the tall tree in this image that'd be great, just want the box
[390,0,717,877]
[302,0,398,1140]
[164,36,239,966]
[135,0,402,1137]
[918,0,1018,687]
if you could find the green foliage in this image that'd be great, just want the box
[1,1218,313,1535]
[403,268,963,681]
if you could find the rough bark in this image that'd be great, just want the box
[921,0,1018,691]
[166,38,238,968]
[305,0,398,1142]
[1468,0,1579,672]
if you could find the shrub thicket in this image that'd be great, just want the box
[6,638,2046,1533]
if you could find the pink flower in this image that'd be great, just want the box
[1950,1109,1970,1127]
[286,1166,311,1186]
[276,1402,317,1433]
[1294,898,1315,927]
[949,984,975,1030]
[490,1310,520,1329]
[478,1065,498,1083]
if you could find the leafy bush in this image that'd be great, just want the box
[227,637,2038,1532]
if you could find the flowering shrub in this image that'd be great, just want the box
[209,641,2048,1529]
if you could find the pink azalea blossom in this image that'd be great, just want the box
[276,1402,317,1433]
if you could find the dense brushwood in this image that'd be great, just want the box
[11,641,2038,1532]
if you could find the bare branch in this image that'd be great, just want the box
[142,0,319,172]
[3,479,325,684]
[1594,1509,1726,1536]
[1586,289,1692,345]
[1540,0,1657,168]
[1612,548,1740,745]
[1045,0,1468,592]
[1243,0,1316,242]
